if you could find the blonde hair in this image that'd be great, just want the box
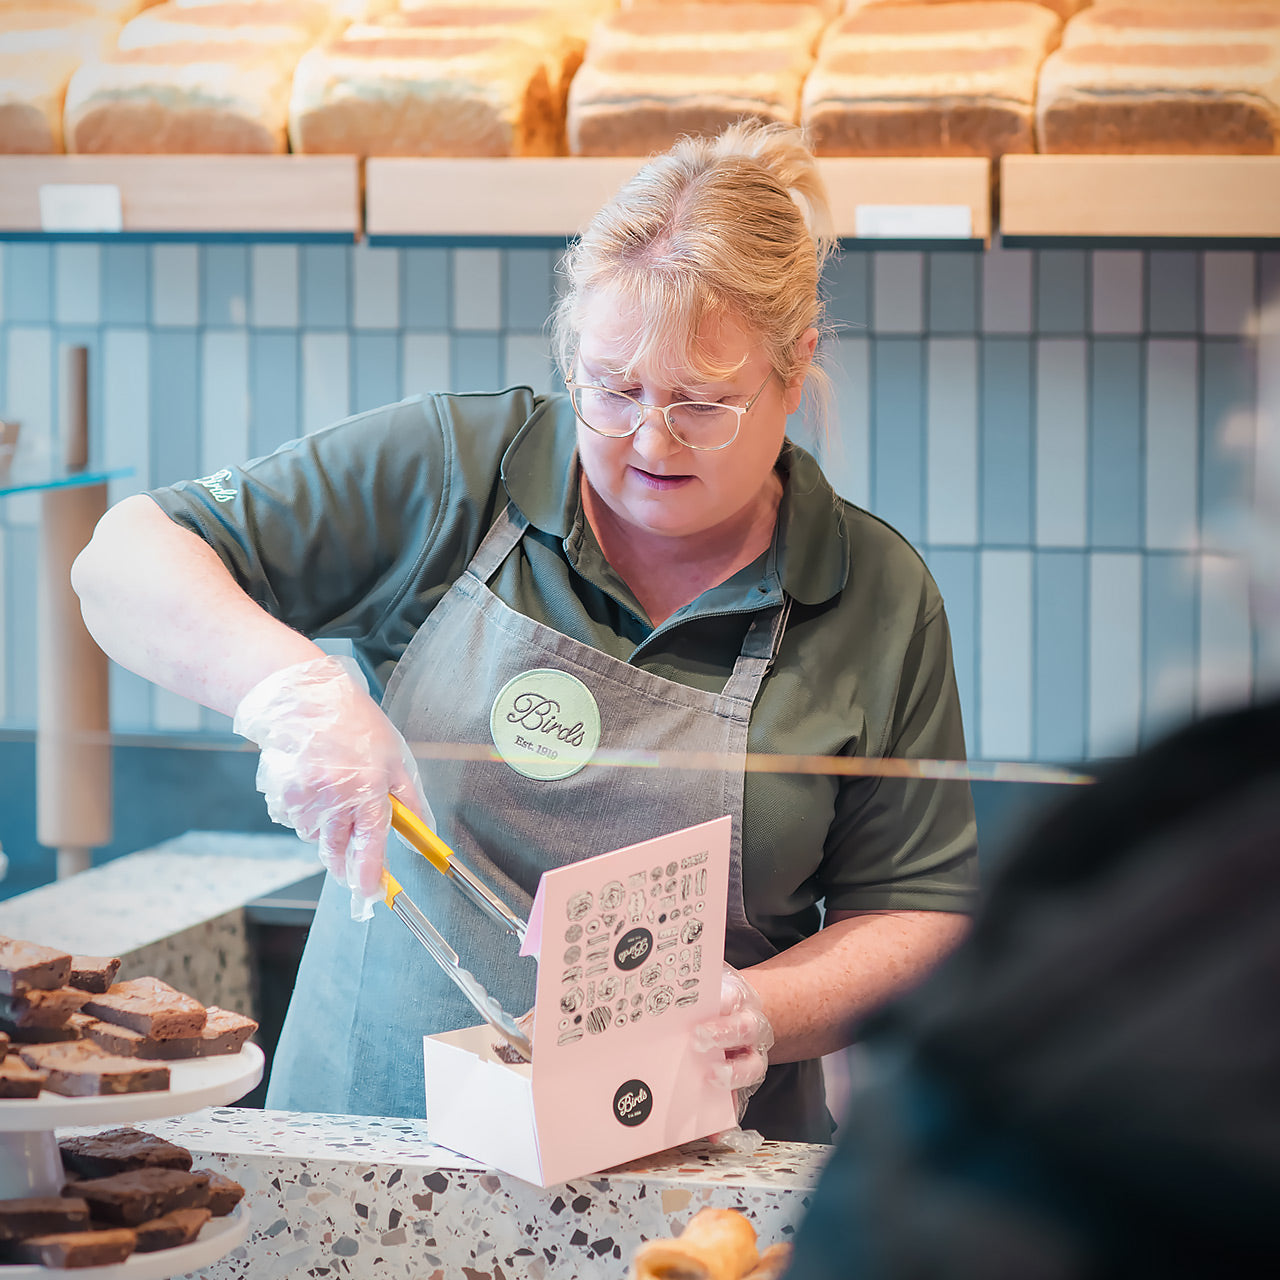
[550,120,836,432]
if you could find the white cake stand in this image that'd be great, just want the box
[0,1043,262,1278]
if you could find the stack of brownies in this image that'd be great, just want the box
[0,934,257,1098]
[0,1126,245,1268]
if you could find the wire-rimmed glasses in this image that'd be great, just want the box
[565,368,774,452]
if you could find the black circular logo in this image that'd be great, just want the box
[613,1079,653,1127]
[613,927,653,971]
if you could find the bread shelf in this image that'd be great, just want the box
[365,155,992,244]
[1000,155,1280,242]
[0,156,360,239]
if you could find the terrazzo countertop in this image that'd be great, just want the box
[134,1107,830,1279]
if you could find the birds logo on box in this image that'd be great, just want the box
[613,1079,653,1127]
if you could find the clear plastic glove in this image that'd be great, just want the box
[233,654,431,922]
[693,965,775,1123]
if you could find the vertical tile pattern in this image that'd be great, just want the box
[978,549,1032,760]
[871,252,924,334]
[54,244,101,326]
[150,245,199,327]
[980,339,1033,545]
[202,245,248,327]
[1035,338,1088,547]
[1144,339,1199,550]
[1089,339,1143,547]
[1033,550,1087,763]
[926,253,979,335]
[201,331,250,476]
[871,337,924,544]
[0,243,1270,760]
[452,248,502,331]
[1088,552,1143,758]
[981,246,1032,334]
[925,338,978,545]
[301,332,350,433]
[1090,251,1143,335]
[821,335,870,508]
[352,244,400,330]
[249,244,300,329]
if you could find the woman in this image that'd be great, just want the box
[72,122,976,1142]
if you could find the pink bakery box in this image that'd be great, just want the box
[423,814,736,1187]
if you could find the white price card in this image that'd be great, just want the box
[855,204,973,240]
[38,184,124,233]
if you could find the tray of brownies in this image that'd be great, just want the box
[0,935,257,1275]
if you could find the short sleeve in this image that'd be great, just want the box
[821,605,979,914]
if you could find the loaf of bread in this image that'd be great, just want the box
[116,1,339,53]
[568,46,807,156]
[1062,3,1280,51]
[849,0,1088,18]
[821,1,1062,55]
[1037,41,1280,154]
[354,5,589,122]
[803,41,1050,157]
[587,4,827,63]
[290,32,560,155]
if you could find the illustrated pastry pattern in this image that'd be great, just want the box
[0,1127,245,1270]
[4,0,1279,156]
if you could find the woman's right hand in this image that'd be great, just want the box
[233,654,430,920]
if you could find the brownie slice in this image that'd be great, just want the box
[0,1195,90,1241]
[0,1056,47,1098]
[133,1206,211,1253]
[0,985,93,1028]
[68,955,122,994]
[18,1042,169,1096]
[193,1168,245,1217]
[60,1127,193,1178]
[1,1227,136,1267]
[73,1168,210,1227]
[0,937,71,996]
[86,1006,257,1060]
[82,978,207,1040]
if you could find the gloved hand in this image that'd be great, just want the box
[693,965,775,1122]
[233,654,432,922]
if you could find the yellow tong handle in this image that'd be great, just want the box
[381,868,403,909]
[390,794,452,876]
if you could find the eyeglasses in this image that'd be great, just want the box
[564,367,775,452]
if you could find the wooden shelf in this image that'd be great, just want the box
[0,155,360,238]
[365,155,991,244]
[1000,155,1280,241]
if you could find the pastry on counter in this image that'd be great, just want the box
[630,1207,793,1280]
[1062,2,1280,51]
[819,0,1062,56]
[116,0,341,51]
[132,1207,211,1253]
[586,4,827,64]
[568,46,807,155]
[0,1227,138,1268]
[0,936,72,995]
[0,1195,91,1241]
[81,977,208,1040]
[289,31,560,155]
[0,984,93,1031]
[72,1167,212,1228]
[17,1041,171,1095]
[0,1056,48,1097]
[60,1126,195,1177]
[84,1003,257,1059]
[1036,40,1280,154]
[848,0,1088,19]
[68,954,123,994]
[193,1167,245,1216]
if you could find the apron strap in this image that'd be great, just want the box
[722,595,792,704]
[466,502,529,585]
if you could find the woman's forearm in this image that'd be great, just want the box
[745,909,970,1063]
[71,494,327,718]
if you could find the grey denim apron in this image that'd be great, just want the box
[268,503,832,1141]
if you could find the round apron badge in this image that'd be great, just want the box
[490,668,601,781]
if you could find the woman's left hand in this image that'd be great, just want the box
[693,966,775,1120]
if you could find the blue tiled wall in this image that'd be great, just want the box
[1,242,1275,763]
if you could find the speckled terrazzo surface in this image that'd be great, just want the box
[131,1108,830,1279]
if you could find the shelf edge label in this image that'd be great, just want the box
[38,184,124,233]
[855,204,972,240]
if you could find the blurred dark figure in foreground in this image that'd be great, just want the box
[787,693,1280,1279]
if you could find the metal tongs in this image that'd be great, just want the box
[379,797,532,1063]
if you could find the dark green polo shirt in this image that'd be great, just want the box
[153,389,978,954]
